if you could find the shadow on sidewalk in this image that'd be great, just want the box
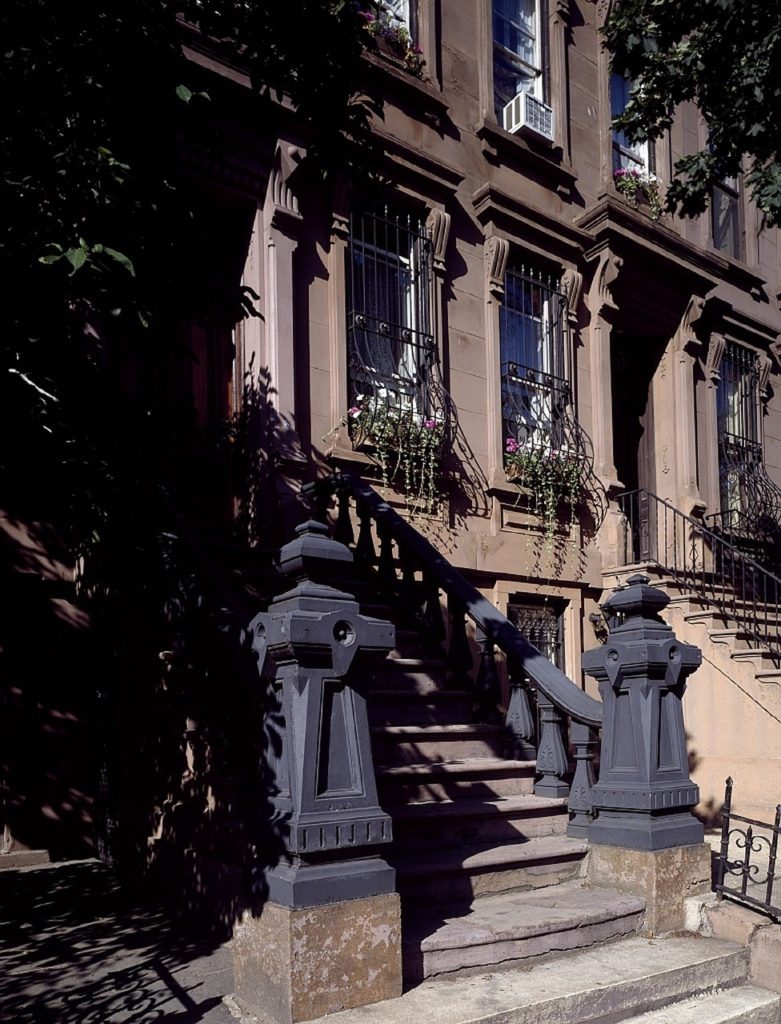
[0,860,235,1024]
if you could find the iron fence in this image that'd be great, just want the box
[715,777,781,920]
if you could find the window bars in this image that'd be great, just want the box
[346,204,451,506]
[508,599,564,669]
[716,777,781,921]
[712,342,781,542]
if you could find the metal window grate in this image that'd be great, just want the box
[717,343,762,528]
[508,599,564,669]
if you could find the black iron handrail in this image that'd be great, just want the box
[315,470,602,727]
[617,488,781,660]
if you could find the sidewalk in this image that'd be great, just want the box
[0,859,236,1024]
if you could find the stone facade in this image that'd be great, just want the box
[182,1,781,825]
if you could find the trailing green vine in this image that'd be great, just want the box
[504,437,584,546]
[349,397,443,514]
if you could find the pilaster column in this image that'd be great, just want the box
[263,141,304,458]
[586,249,622,492]
[485,236,510,485]
[702,333,727,515]
[669,297,707,516]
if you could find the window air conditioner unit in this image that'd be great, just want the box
[502,92,555,142]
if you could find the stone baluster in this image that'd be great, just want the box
[447,595,472,689]
[505,660,537,759]
[534,696,570,798]
[334,486,354,547]
[377,519,396,587]
[354,500,376,568]
[566,720,597,837]
[474,626,501,723]
[419,571,446,649]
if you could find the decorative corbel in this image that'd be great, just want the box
[427,208,452,276]
[561,267,583,327]
[330,176,351,242]
[769,334,781,373]
[266,142,304,232]
[485,236,510,298]
[596,0,614,26]
[553,0,570,24]
[674,295,707,357]
[588,249,622,318]
[757,352,773,401]
[704,333,726,384]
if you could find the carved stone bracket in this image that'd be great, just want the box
[758,351,773,401]
[266,141,304,231]
[588,249,622,319]
[553,0,571,24]
[561,267,583,326]
[674,295,707,358]
[485,236,510,298]
[705,333,727,384]
[427,208,452,276]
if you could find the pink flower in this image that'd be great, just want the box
[505,437,520,453]
[348,406,361,418]
[423,418,436,429]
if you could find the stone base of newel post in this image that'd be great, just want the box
[588,843,712,936]
[233,892,402,1024]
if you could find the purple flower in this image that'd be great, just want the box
[423,418,436,429]
[505,437,520,453]
[348,406,361,418]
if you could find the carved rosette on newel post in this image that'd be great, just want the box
[233,521,402,1024]
[583,574,704,851]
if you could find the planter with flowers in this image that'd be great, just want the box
[348,396,444,513]
[505,437,585,544]
[362,8,425,76]
[613,168,663,220]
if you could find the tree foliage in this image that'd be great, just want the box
[0,1,380,599]
[604,0,781,224]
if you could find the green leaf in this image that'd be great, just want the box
[103,247,135,277]
[64,246,88,273]
[175,84,192,103]
[38,253,63,264]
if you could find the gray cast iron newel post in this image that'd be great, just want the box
[249,520,396,908]
[582,573,705,850]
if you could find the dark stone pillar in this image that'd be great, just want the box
[249,520,396,908]
[583,573,705,851]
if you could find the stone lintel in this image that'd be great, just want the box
[233,892,402,1024]
[588,842,712,935]
[266,855,396,910]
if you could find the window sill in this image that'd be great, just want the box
[476,119,576,197]
[363,50,448,127]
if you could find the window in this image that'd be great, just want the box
[500,265,568,451]
[347,204,434,416]
[383,0,413,35]
[712,175,742,260]
[717,342,761,527]
[508,598,565,669]
[493,0,544,119]
[610,73,651,174]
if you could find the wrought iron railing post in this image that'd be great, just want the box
[767,804,781,909]
[447,594,472,690]
[717,776,733,892]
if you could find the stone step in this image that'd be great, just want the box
[371,724,505,764]
[377,758,537,802]
[391,835,588,904]
[390,795,567,849]
[368,657,450,693]
[402,880,645,982]
[303,936,751,1024]
[368,690,474,726]
[626,985,780,1024]
[729,647,781,670]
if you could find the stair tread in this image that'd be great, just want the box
[626,985,779,1024]
[371,690,473,700]
[378,758,536,776]
[392,794,566,818]
[392,835,587,876]
[301,936,748,1024]
[404,880,644,952]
